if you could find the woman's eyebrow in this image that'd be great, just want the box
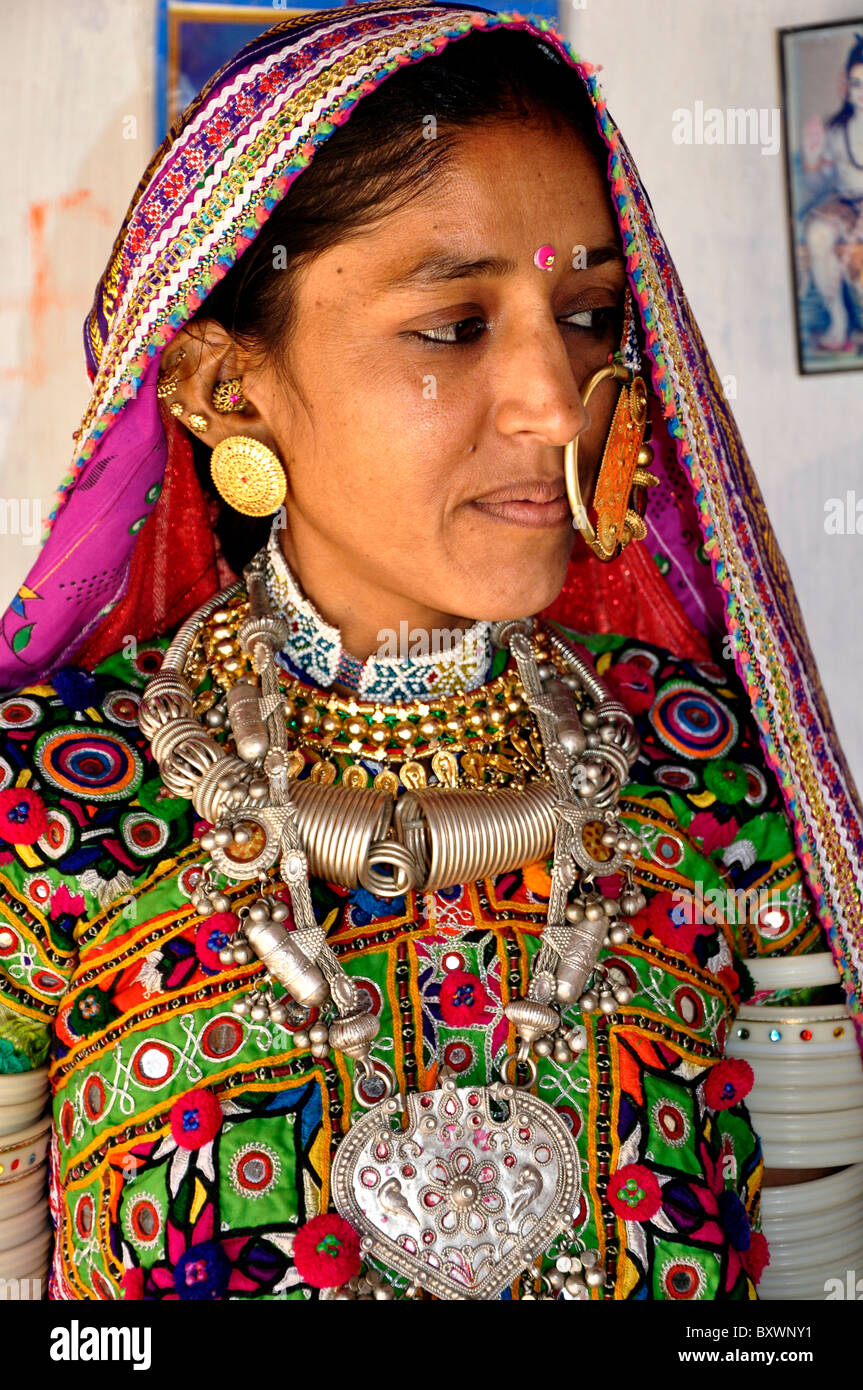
[381,242,625,289]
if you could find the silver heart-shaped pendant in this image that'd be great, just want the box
[331,1075,581,1300]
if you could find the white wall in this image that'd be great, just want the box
[1,0,860,795]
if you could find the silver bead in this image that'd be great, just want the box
[328,1011,380,1059]
[269,901,290,922]
[598,992,617,1015]
[564,1027,586,1053]
[250,1003,269,1022]
[218,947,234,967]
[231,825,252,846]
[504,998,559,1042]
[579,990,598,1012]
[533,1036,554,1057]
[585,1267,605,1288]
[537,662,554,681]
[293,1030,311,1049]
[232,998,250,1017]
[249,778,269,800]
[581,709,599,729]
[584,903,605,922]
[613,985,634,1006]
[199,832,216,852]
[268,1004,288,1025]
[547,1268,565,1291]
[204,707,226,728]
[308,1021,329,1045]
[231,944,253,965]
[310,1040,330,1059]
[213,827,233,848]
[373,1283,394,1300]
[565,902,585,924]
[247,901,271,924]
[553,1039,571,1065]
[558,727,585,757]
[565,1273,587,1296]
[209,892,231,914]
[193,896,213,916]
[609,925,629,946]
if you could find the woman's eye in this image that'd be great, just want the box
[412,317,486,345]
[561,305,618,332]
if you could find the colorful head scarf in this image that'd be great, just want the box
[1,1,861,1026]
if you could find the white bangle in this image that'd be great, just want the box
[744,952,840,991]
[0,1225,51,1281]
[0,1068,49,1106]
[729,1002,857,1053]
[759,1136,863,1167]
[0,1165,46,1222]
[750,1106,863,1143]
[0,1118,51,1183]
[0,1094,50,1140]
[760,1162,863,1214]
[0,1202,49,1255]
[762,1200,863,1244]
[748,1083,863,1113]
[764,1233,863,1273]
[0,1263,47,1299]
[742,1055,863,1087]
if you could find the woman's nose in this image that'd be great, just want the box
[489,312,591,447]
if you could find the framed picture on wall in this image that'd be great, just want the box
[779,19,863,375]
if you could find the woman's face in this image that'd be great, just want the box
[193,116,627,653]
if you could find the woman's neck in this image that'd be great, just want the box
[265,520,495,702]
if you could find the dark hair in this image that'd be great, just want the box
[828,32,863,128]
[184,28,612,571]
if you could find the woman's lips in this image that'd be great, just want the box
[471,494,572,528]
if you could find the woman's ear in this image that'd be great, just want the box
[155,320,268,446]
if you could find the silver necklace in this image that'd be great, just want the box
[139,551,646,1300]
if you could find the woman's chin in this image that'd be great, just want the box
[457,567,572,624]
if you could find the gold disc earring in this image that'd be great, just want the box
[210,435,286,516]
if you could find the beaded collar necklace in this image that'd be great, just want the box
[264,521,494,702]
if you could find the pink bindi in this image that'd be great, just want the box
[534,245,555,270]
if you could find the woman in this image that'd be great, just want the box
[0,1,860,1303]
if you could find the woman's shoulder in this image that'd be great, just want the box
[0,634,196,925]
[547,620,824,959]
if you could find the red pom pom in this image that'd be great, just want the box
[703,1058,754,1110]
[742,1230,770,1284]
[439,970,491,1026]
[293,1214,361,1289]
[607,1163,662,1221]
[170,1087,223,1149]
[121,1267,145,1300]
[0,787,48,844]
[194,912,238,971]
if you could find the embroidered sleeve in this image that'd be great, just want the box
[0,636,195,1071]
[550,622,825,965]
